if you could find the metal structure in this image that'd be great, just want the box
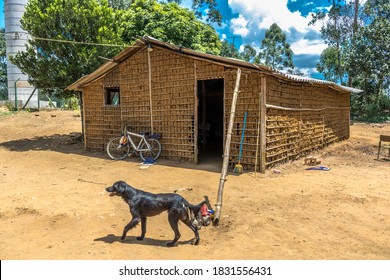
[4,0,37,108]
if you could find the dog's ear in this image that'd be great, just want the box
[116,182,126,194]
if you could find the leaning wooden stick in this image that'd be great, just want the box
[213,68,242,226]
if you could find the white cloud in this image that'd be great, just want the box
[228,0,325,56]
[180,0,193,9]
[230,14,250,37]
[290,39,327,55]
[299,67,317,76]
[229,0,322,32]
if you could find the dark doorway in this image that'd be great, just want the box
[197,79,224,164]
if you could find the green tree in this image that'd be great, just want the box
[219,40,239,59]
[347,0,390,119]
[239,44,257,62]
[0,28,7,100]
[310,0,345,83]
[120,0,221,54]
[309,0,364,85]
[107,0,132,9]
[317,46,344,83]
[10,0,222,98]
[108,1,222,24]
[190,0,222,25]
[256,23,294,71]
[165,0,222,25]
[312,0,390,121]
[10,0,123,96]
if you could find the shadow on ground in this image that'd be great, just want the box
[0,133,223,173]
[94,234,196,247]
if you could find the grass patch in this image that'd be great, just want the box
[0,111,16,117]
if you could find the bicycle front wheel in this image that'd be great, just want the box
[106,136,131,160]
[139,138,162,161]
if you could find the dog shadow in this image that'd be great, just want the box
[94,234,196,247]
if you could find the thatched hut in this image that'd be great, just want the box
[67,36,362,172]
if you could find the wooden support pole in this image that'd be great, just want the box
[147,48,154,134]
[254,80,262,177]
[78,92,85,146]
[259,75,267,173]
[213,68,241,226]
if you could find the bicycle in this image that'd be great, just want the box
[106,126,162,161]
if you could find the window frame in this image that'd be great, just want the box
[104,87,120,106]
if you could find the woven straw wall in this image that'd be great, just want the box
[82,68,121,151]
[138,48,195,161]
[81,47,265,167]
[81,47,349,170]
[265,76,350,167]
[83,79,104,151]
[193,63,264,171]
[224,71,263,171]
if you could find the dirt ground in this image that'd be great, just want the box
[0,110,389,260]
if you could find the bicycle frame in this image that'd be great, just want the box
[123,131,152,152]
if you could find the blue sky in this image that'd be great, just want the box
[0,0,4,28]
[1,0,333,78]
[189,0,333,78]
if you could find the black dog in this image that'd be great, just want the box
[105,181,204,247]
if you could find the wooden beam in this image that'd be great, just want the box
[147,48,154,134]
[194,61,199,164]
[213,68,241,226]
[260,75,267,173]
[266,104,350,111]
[202,80,207,149]
[254,80,262,177]
[81,92,87,149]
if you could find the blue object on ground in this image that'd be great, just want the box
[306,166,331,171]
[143,157,156,164]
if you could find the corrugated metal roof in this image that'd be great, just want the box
[272,72,364,93]
[66,36,364,94]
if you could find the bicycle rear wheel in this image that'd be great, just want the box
[139,138,162,161]
[107,136,131,160]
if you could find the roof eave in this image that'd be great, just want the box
[65,40,145,91]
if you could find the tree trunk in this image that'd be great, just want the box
[332,0,343,84]
[348,0,360,87]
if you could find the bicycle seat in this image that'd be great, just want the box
[149,133,161,139]
[140,132,161,139]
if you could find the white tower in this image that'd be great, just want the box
[4,0,37,109]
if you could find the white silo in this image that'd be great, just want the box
[4,0,37,109]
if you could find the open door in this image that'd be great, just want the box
[196,79,224,164]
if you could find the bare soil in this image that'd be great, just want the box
[0,110,389,260]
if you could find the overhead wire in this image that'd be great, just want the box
[3,32,130,48]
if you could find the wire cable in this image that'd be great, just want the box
[4,32,129,48]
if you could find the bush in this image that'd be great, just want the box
[351,92,390,122]
[0,88,7,101]
[62,96,80,110]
